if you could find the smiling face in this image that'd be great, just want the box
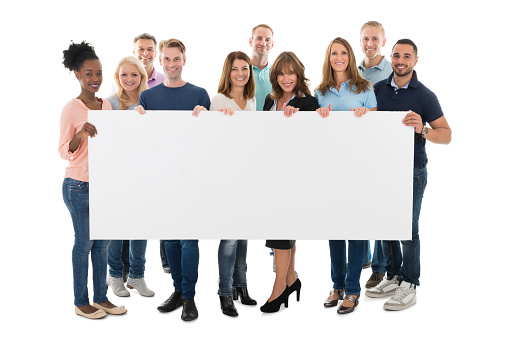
[75,59,102,93]
[277,64,297,95]
[118,63,141,93]
[360,26,386,59]
[230,58,250,89]
[391,43,418,78]
[160,46,186,81]
[134,39,156,68]
[329,43,349,73]
[249,27,274,58]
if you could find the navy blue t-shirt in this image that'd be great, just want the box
[374,71,443,168]
[139,82,211,110]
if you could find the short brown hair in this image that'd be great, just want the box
[218,51,255,100]
[251,24,274,37]
[270,51,311,100]
[159,38,186,58]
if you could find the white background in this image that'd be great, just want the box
[1,0,506,338]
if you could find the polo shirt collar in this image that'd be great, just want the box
[386,70,420,90]
[359,57,389,71]
[148,68,158,81]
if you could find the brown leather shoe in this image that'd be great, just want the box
[365,272,385,288]
[324,288,345,307]
[337,295,359,314]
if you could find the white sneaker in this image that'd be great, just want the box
[365,275,399,298]
[107,275,130,297]
[126,277,155,297]
[383,281,417,311]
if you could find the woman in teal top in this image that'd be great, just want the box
[106,56,154,298]
[315,37,377,314]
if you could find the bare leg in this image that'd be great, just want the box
[286,244,297,287]
[268,249,290,302]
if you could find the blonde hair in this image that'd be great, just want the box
[159,38,186,58]
[113,56,148,110]
[316,37,371,95]
[217,51,255,100]
[360,21,385,38]
[270,51,311,100]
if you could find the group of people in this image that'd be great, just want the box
[59,21,452,321]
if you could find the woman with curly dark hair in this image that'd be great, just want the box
[60,41,127,319]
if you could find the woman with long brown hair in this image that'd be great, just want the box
[260,51,319,313]
[315,37,377,314]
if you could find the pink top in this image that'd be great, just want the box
[59,98,112,182]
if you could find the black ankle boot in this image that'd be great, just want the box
[232,286,257,305]
[219,296,238,317]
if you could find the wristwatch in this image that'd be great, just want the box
[421,126,429,136]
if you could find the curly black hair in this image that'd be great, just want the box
[62,41,99,72]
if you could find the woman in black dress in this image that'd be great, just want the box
[260,52,319,313]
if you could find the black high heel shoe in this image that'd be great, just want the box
[232,286,257,305]
[287,278,301,301]
[337,295,359,314]
[260,286,289,313]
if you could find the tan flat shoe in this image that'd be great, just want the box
[92,303,128,315]
[75,306,107,319]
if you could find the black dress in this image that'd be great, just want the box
[263,93,319,250]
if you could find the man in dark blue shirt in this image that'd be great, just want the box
[136,38,209,321]
[365,39,451,311]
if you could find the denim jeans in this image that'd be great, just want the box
[363,240,387,274]
[160,240,170,270]
[108,240,147,279]
[329,240,365,295]
[63,178,110,306]
[164,240,199,299]
[382,166,427,286]
[218,240,248,296]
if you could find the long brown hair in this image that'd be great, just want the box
[316,37,371,95]
[217,51,255,100]
[269,51,311,100]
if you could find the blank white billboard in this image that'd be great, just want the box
[88,110,414,240]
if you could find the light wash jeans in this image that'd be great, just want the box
[63,178,110,306]
[382,167,427,286]
[218,240,248,296]
[108,240,147,279]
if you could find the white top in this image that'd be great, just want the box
[210,93,256,111]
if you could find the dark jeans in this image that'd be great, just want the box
[382,166,427,286]
[164,240,199,299]
[329,240,365,295]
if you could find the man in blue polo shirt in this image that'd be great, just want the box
[358,21,394,289]
[136,38,209,322]
[249,24,274,111]
[365,39,451,311]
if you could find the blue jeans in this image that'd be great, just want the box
[108,240,147,279]
[218,240,248,296]
[63,178,110,306]
[363,240,387,274]
[382,166,427,286]
[329,240,365,295]
[164,240,199,299]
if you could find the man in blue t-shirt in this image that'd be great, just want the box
[365,39,451,311]
[358,21,394,289]
[136,38,210,322]
[250,24,274,111]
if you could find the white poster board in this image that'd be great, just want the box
[88,110,414,240]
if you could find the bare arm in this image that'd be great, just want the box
[403,111,452,144]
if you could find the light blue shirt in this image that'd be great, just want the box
[253,64,272,111]
[314,82,377,110]
[107,94,136,110]
[358,57,392,86]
